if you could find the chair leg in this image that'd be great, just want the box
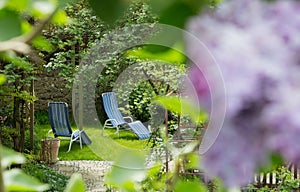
[67,140,73,153]
[116,126,119,138]
[103,120,109,136]
[79,134,82,149]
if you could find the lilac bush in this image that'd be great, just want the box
[186,0,300,187]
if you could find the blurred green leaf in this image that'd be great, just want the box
[6,0,28,12]
[174,180,207,192]
[159,1,195,28]
[127,44,186,63]
[88,0,130,24]
[21,20,32,33]
[155,96,207,123]
[64,173,86,192]
[4,169,49,191]
[105,150,146,189]
[150,0,210,28]
[0,9,22,41]
[187,153,200,169]
[0,74,6,85]
[1,146,25,168]
[51,9,68,25]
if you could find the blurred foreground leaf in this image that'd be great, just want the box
[1,147,25,168]
[64,173,86,192]
[105,150,146,191]
[4,169,49,191]
[0,9,22,41]
[88,0,130,24]
[155,96,207,123]
[174,180,207,192]
[0,74,6,85]
[149,0,211,28]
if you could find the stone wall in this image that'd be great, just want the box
[34,71,72,111]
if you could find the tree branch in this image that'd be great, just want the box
[0,7,58,54]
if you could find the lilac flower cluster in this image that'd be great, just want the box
[186,0,300,187]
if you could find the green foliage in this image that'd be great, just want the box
[155,96,208,124]
[23,130,42,154]
[34,110,50,125]
[4,169,49,192]
[246,166,300,192]
[1,146,86,192]
[43,0,106,88]
[88,0,130,25]
[0,126,18,148]
[174,180,207,192]
[87,0,220,27]
[114,59,186,127]
[127,44,186,63]
[1,146,26,168]
[1,146,49,192]
[105,150,147,191]
[64,173,86,192]
[128,82,156,122]
[0,55,36,152]
[116,1,157,27]
[149,0,221,28]
[104,139,208,192]
[141,165,166,191]
[0,74,6,85]
[22,163,70,192]
[0,9,21,41]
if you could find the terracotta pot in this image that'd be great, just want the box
[40,138,60,164]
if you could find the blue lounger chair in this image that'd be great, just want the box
[102,92,151,139]
[48,102,83,152]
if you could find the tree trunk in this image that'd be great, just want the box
[13,96,20,152]
[12,96,26,153]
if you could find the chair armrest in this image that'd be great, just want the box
[71,129,83,139]
[105,119,119,125]
[123,116,133,122]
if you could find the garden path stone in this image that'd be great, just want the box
[51,160,112,192]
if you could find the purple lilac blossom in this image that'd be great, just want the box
[186,0,300,187]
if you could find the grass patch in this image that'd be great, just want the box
[34,124,150,161]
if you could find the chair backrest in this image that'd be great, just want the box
[48,102,73,137]
[102,92,127,126]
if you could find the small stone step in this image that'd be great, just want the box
[51,160,112,192]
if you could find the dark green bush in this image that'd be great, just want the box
[23,130,42,155]
[34,110,49,125]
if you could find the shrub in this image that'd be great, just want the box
[34,110,49,125]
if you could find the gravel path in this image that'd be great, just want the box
[51,161,112,192]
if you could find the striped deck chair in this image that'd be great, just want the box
[48,102,83,152]
[102,92,151,139]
